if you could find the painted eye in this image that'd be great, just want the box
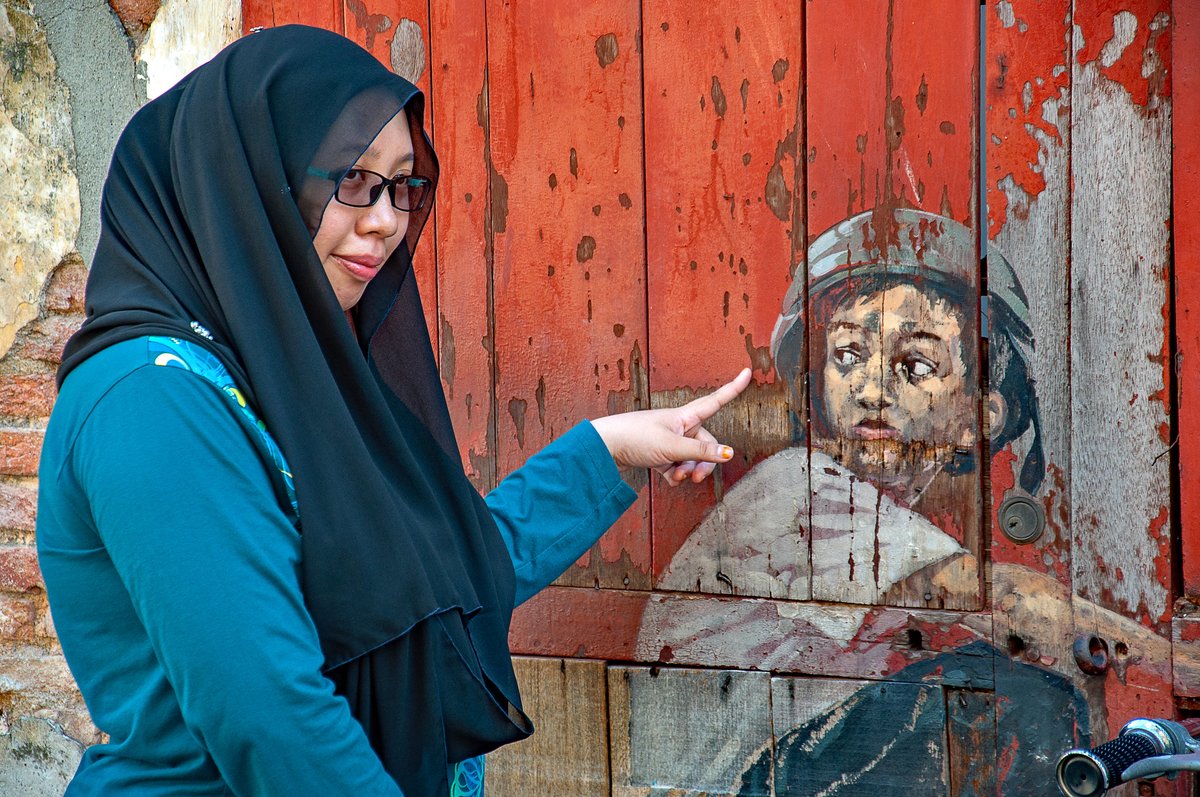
[896,356,936,381]
[834,347,862,367]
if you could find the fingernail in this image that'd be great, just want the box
[720,446,733,460]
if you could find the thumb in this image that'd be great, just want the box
[667,434,734,465]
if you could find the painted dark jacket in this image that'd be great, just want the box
[737,640,1089,796]
[37,336,637,797]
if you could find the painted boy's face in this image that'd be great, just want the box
[819,284,977,495]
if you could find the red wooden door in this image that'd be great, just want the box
[240,2,1185,794]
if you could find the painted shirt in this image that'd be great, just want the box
[655,446,971,605]
[37,336,637,797]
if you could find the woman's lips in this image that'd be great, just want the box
[851,419,900,440]
[333,254,382,282]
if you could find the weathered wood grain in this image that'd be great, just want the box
[947,688,994,797]
[343,0,429,90]
[770,676,949,796]
[259,0,342,34]
[509,586,650,662]
[608,666,773,796]
[988,564,1175,790]
[486,1,651,589]
[985,0,1072,581]
[806,0,976,234]
[427,0,495,490]
[1171,615,1200,698]
[985,5,1080,790]
[1073,590,1174,742]
[1069,0,1172,632]
[1176,0,1200,599]
[805,0,981,611]
[241,0,275,32]
[642,1,803,584]
[484,657,610,797]
[513,586,994,683]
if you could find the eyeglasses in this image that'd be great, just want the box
[308,166,432,212]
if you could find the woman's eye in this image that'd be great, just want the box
[343,169,368,185]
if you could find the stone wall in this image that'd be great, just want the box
[0,0,235,789]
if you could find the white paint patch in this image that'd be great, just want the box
[1098,11,1138,69]
[390,18,426,84]
[138,0,241,101]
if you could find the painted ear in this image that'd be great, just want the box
[988,390,1008,440]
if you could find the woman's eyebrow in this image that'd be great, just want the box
[361,148,416,169]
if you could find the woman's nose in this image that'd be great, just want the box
[854,353,894,409]
[360,195,406,238]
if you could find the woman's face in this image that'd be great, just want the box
[818,283,978,493]
[312,111,415,311]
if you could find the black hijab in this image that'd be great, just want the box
[59,25,529,794]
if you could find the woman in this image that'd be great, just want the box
[36,25,748,796]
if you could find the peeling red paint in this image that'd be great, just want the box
[1102,647,1175,738]
[992,451,1071,581]
[1075,0,1172,107]
[1149,505,1172,625]
[986,0,1071,238]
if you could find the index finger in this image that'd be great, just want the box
[683,367,752,423]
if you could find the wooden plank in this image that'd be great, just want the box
[985,0,1072,580]
[342,0,430,93]
[264,0,342,31]
[770,676,948,795]
[641,1,803,581]
[1177,0,1200,598]
[486,1,651,589]
[1171,616,1200,698]
[985,3,1083,791]
[509,586,650,662]
[427,0,494,489]
[242,0,275,32]
[636,591,991,684]
[608,666,772,796]
[513,586,994,684]
[1069,0,1172,632]
[946,688,994,797]
[484,657,609,797]
[990,563,1089,792]
[804,0,981,611]
[1073,593,1174,744]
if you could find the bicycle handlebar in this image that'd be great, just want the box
[1056,718,1200,797]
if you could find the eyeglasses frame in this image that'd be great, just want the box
[306,166,433,212]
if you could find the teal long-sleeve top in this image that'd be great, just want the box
[36,336,637,796]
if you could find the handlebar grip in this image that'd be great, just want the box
[1056,733,1161,797]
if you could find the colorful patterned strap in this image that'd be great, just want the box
[148,336,299,524]
[451,755,485,797]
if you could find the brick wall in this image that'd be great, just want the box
[0,0,244,788]
[0,254,97,788]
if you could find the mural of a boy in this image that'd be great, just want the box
[653,207,1042,611]
[632,207,1086,794]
